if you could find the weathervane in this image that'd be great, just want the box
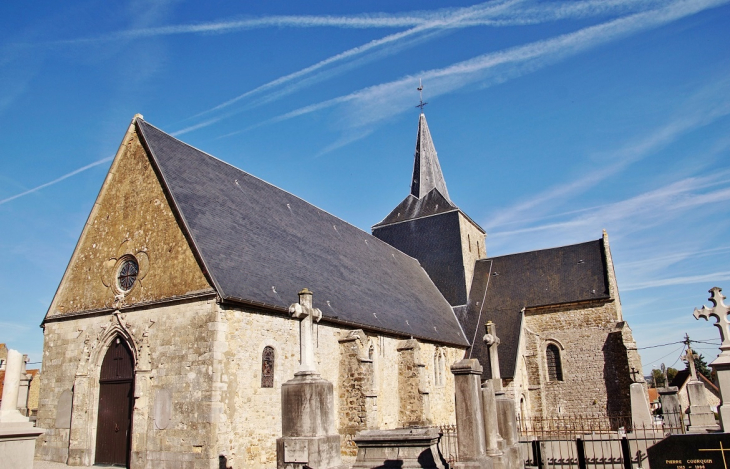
[416,78,428,111]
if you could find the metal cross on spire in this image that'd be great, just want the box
[416,79,428,112]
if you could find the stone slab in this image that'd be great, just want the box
[648,433,730,469]
[351,427,447,469]
[154,388,172,430]
[0,423,46,469]
[55,390,73,429]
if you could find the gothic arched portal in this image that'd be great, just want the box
[95,337,135,467]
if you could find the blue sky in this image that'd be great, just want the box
[1,0,729,373]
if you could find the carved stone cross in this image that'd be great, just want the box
[289,288,322,375]
[681,334,700,382]
[694,287,730,359]
[483,321,502,391]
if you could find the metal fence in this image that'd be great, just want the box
[434,424,459,465]
[518,412,687,469]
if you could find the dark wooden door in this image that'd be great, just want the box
[95,339,134,467]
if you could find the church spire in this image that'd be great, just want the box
[411,113,451,201]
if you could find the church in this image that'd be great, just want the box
[35,113,643,468]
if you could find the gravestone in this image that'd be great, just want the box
[694,287,730,431]
[276,289,341,469]
[0,349,45,469]
[351,427,447,469]
[680,335,719,432]
[648,433,730,469]
[451,359,491,469]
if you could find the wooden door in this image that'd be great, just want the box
[95,339,134,467]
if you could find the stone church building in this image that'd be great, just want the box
[35,113,643,468]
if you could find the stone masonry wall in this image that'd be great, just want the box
[522,300,632,418]
[36,297,219,469]
[218,302,464,469]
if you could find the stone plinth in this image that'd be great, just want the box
[658,386,683,433]
[686,380,720,433]
[495,395,520,469]
[277,372,341,469]
[351,427,446,469]
[629,383,653,429]
[0,349,45,469]
[711,357,730,431]
[451,359,491,469]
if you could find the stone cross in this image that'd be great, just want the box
[661,363,668,388]
[694,287,730,358]
[289,288,322,375]
[630,367,639,383]
[681,334,700,382]
[483,321,502,391]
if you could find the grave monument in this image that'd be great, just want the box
[694,286,730,431]
[0,349,45,469]
[276,289,341,469]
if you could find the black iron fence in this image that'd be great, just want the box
[518,412,687,469]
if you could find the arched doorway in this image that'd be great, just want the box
[95,337,134,467]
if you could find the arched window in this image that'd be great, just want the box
[434,349,446,386]
[546,344,563,381]
[261,346,275,388]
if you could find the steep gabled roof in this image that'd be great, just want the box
[462,239,611,378]
[411,113,450,201]
[136,119,468,346]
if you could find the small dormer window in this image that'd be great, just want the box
[117,257,139,292]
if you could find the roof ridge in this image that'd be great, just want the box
[137,119,423,264]
[483,237,603,260]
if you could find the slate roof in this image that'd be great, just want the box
[411,113,451,201]
[669,369,719,393]
[373,188,456,228]
[462,239,611,379]
[136,119,468,347]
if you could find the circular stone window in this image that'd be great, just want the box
[117,257,139,292]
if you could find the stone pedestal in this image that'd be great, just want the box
[352,427,446,469]
[451,359,492,469]
[276,372,341,469]
[0,349,45,469]
[481,380,504,466]
[711,359,730,431]
[658,386,683,433]
[629,383,653,429]
[495,394,520,469]
[686,380,720,433]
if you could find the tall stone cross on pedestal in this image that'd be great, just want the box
[483,321,502,392]
[681,333,700,382]
[289,288,322,375]
[694,287,730,359]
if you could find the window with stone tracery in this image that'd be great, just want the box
[546,344,563,381]
[261,346,275,388]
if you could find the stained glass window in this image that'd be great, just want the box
[117,258,139,292]
[262,346,275,388]
[546,344,563,381]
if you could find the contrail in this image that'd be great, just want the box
[0,156,113,206]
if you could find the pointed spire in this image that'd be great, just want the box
[411,113,451,201]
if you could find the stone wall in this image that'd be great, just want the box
[519,299,632,418]
[458,212,486,300]
[217,303,464,468]
[46,123,211,319]
[36,297,220,469]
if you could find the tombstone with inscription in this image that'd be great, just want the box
[0,349,45,469]
[276,289,341,469]
[694,287,730,432]
[648,433,730,469]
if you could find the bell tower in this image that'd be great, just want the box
[372,112,485,306]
